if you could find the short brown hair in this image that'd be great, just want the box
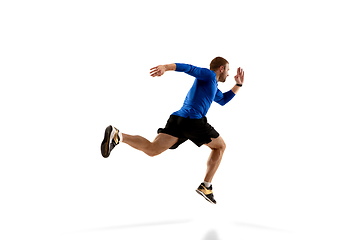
[210,57,229,71]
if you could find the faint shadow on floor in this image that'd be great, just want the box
[202,229,221,240]
[85,219,192,232]
[233,221,291,233]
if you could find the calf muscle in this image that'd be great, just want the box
[204,136,226,182]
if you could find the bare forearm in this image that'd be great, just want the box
[164,63,176,71]
[231,85,241,94]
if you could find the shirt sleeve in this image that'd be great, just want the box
[214,89,236,106]
[175,63,215,81]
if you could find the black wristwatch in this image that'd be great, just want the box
[236,83,242,87]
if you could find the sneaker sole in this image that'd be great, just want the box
[196,189,216,204]
[101,125,112,158]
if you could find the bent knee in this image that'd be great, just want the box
[145,147,164,157]
[207,137,226,151]
[219,141,226,151]
[146,150,160,157]
[221,141,226,150]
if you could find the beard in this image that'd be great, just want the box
[219,73,227,82]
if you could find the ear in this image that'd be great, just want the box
[219,65,224,73]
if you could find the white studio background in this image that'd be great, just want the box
[1,0,359,240]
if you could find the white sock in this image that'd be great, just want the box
[203,181,212,188]
[117,131,123,143]
[112,127,123,143]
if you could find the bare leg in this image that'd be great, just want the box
[122,133,178,157]
[204,136,226,183]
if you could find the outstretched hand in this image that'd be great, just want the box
[150,65,166,77]
[234,67,244,85]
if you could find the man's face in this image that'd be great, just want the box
[218,63,230,83]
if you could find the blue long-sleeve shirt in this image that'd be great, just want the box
[172,63,235,119]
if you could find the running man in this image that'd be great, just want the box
[101,57,244,204]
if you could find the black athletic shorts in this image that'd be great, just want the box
[158,115,220,149]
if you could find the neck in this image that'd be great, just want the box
[213,70,221,82]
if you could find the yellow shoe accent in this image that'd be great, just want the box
[114,129,119,144]
[200,185,213,195]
